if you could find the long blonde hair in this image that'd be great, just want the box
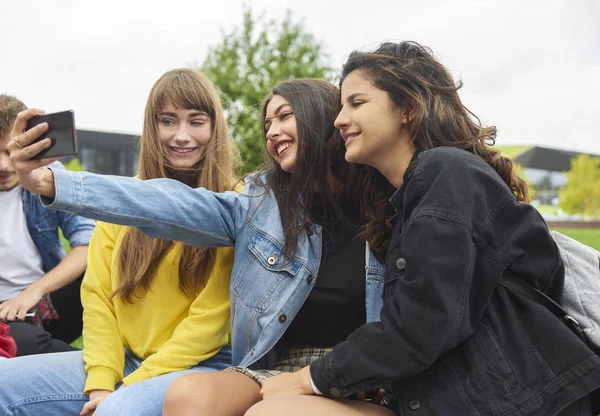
[115,69,240,302]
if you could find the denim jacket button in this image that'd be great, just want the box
[329,387,341,398]
[307,227,313,236]
[278,314,287,323]
[396,257,406,270]
[267,255,277,265]
[409,400,421,410]
[307,274,314,283]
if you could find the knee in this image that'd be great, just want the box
[164,373,221,415]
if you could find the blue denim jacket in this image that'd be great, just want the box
[44,170,385,367]
[23,162,95,273]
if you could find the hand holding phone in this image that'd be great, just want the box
[25,110,78,160]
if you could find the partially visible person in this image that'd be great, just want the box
[0,322,17,359]
[250,41,600,416]
[0,69,238,416]
[0,94,94,355]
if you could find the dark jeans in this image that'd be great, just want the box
[8,321,75,356]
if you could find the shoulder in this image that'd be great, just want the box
[240,172,272,198]
[416,147,504,189]
[419,147,490,174]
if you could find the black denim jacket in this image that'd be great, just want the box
[311,147,600,415]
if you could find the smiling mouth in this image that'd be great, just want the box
[344,132,360,144]
[276,141,293,156]
[170,147,198,154]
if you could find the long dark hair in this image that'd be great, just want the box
[258,79,394,259]
[340,41,529,202]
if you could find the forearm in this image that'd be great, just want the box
[44,168,244,248]
[27,245,88,296]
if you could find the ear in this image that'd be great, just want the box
[403,99,418,124]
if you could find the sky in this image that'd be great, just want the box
[1,0,599,154]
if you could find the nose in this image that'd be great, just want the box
[334,108,349,130]
[175,124,192,141]
[0,152,10,171]
[265,122,281,142]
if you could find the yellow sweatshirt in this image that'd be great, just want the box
[81,221,234,393]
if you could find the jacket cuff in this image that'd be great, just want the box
[84,366,120,394]
[309,355,347,399]
[41,168,84,212]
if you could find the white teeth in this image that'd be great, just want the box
[277,142,291,155]
[171,148,195,154]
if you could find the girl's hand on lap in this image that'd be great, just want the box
[80,389,111,416]
[260,366,314,398]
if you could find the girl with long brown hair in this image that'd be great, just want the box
[0,68,238,416]
[249,42,600,416]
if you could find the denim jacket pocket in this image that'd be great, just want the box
[232,233,302,311]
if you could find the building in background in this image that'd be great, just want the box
[63,129,140,176]
[515,146,600,204]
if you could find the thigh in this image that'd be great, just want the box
[246,395,398,416]
[97,348,233,416]
[0,350,88,416]
[163,370,262,416]
[8,321,52,356]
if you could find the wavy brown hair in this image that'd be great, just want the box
[0,95,27,139]
[258,79,394,259]
[115,69,240,302]
[340,41,529,203]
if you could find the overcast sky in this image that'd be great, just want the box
[1,0,599,153]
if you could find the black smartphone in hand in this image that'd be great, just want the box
[26,110,78,160]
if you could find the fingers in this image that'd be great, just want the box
[9,109,45,143]
[80,399,99,416]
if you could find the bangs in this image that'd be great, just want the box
[152,71,215,119]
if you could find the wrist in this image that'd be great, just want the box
[39,167,56,197]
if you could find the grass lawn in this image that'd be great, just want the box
[551,228,600,251]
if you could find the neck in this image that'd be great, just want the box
[372,139,416,188]
[170,170,199,188]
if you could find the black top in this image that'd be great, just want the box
[281,194,366,347]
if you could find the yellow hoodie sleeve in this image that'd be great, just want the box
[121,247,234,386]
[81,221,124,393]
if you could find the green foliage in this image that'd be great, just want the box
[201,6,333,172]
[63,157,85,172]
[551,228,600,251]
[559,155,600,218]
[514,163,535,200]
[495,145,531,158]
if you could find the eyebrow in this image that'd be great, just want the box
[157,111,209,118]
[265,104,292,121]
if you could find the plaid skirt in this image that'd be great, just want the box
[226,345,332,385]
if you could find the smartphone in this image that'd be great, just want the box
[25,110,78,160]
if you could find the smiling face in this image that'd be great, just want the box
[156,102,212,168]
[335,70,409,168]
[264,95,298,173]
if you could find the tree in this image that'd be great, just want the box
[201,6,333,172]
[559,154,600,218]
[514,163,536,201]
[63,157,85,172]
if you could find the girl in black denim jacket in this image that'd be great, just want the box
[252,42,600,416]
